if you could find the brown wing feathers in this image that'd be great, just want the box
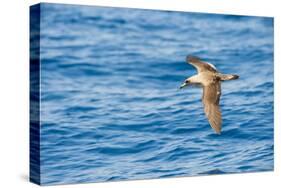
[202,83,222,134]
[186,55,217,73]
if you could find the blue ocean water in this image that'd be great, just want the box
[38,3,274,185]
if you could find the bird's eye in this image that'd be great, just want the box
[185,80,189,83]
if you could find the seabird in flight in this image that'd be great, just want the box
[180,55,239,134]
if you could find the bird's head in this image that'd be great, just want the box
[179,79,190,89]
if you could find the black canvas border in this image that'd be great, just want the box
[29,3,41,185]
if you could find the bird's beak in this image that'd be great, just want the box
[179,82,188,89]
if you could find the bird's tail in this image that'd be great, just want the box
[219,74,239,81]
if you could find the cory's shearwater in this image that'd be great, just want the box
[180,55,239,134]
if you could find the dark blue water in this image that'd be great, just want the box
[39,3,274,185]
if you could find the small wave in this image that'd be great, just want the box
[94,141,157,155]
[198,169,226,175]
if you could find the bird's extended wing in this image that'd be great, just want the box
[186,55,217,73]
[202,82,222,134]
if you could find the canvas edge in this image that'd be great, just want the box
[29,3,41,185]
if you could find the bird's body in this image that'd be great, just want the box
[188,72,217,86]
[180,55,239,134]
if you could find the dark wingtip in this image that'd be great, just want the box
[233,75,239,79]
[186,55,201,63]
